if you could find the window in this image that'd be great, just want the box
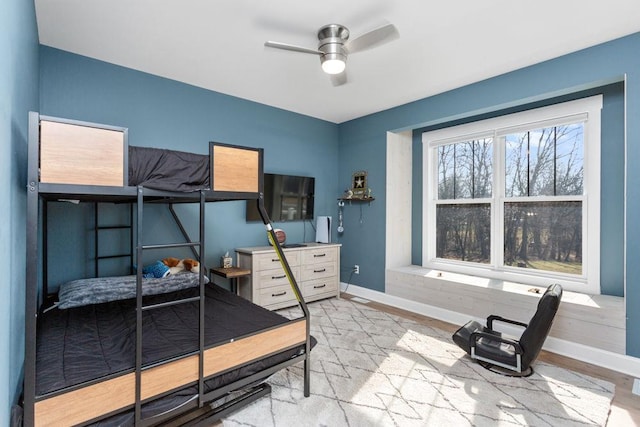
[423,96,602,294]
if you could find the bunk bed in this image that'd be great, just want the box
[24,113,312,426]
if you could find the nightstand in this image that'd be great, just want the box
[209,266,251,294]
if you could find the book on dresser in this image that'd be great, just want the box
[235,243,341,310]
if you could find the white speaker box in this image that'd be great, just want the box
[316,216,332,243]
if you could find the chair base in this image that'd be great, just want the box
[477,360,534,377]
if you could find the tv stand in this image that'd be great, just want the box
[235,243,341,310]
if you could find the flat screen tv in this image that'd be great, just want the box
[246,173,315,222]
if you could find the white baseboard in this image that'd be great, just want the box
[341,282,640,378]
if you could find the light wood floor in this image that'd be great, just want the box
[340,293,640,426]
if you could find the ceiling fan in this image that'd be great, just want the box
[264,22,399,86]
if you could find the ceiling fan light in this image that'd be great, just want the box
[322,59,346,74]
[321,51,346,75]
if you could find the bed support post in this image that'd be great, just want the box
[24,111,41,427]
[256,195,311,397]
[134,186,145,425]
[197,190,207,408]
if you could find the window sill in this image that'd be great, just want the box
[390,265,621,309]
[422,259,598,295]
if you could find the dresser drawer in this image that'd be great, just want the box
[254,251,300,271]
[303,278,338,299]
[255,266,300,289]
[300,261,336,281]
[301,247,336,265]
[258,283,297,308]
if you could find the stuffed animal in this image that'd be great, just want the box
[141,260,170,278]
[182,258,200,273]
[161,257,181,270]
[162,257,200,275]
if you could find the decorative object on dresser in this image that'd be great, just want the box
[270,228,286,245]
[236,243,341,310]
[315,216,331,243]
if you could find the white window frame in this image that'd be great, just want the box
[422,96,602,294]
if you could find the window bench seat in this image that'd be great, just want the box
[385,265,625,355]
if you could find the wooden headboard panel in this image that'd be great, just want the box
[39,117,128,187]
[210,143,263,195]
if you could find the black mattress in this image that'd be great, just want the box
[36,283,311,425]
[128,145,210,192]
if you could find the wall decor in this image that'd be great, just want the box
[351,170,367,198]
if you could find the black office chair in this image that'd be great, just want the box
[452,284,562,376]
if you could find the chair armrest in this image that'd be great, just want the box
[470,330,524,355]
[487,315,528,330]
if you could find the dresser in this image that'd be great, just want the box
[236,243,341,310]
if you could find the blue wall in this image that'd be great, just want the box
[39,47,339,289]
[0,0,39,419]
[337,33,640,357]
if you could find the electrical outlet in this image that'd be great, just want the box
[633,378,640,396]
[354,264,360,274]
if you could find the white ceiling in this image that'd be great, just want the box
[35,0,640,124]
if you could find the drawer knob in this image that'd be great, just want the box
[313,268,326,273]
[313,284,326,289]
[271,258,279,262]
[314,253,326,257]
[272,291,287,297]
[272,274,286,280]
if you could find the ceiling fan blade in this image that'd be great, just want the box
[330,71,347,87]
[344,22,399,54]
[264,41,322,56]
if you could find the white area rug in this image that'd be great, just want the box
[223,298,614,426]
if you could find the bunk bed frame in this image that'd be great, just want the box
[24,113,311,426]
